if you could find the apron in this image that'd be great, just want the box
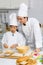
[22,20,35,48]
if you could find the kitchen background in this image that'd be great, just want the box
[0,0,43,49]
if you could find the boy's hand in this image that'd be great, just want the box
[3,43,8,48]
[10,44,18,49]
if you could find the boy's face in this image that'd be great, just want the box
[17,16,27,25]
[10,25,17,33]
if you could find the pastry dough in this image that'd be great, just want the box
[4,50,14,54]
[11,53,23,57]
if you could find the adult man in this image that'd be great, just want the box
[17,3,42,51]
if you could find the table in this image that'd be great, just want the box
[0,50,43,65]
[0,58,42,65]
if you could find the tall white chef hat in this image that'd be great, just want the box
[18,3,28,17]
[9,13,18,26]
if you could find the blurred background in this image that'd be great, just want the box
[0,0,43,49]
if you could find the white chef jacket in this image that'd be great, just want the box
[22,18,42,48]
[1,31,26,49]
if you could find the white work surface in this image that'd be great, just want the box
[0,58,16,65]
[0,58,42,65]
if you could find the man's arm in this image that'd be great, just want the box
[33,18,42,51]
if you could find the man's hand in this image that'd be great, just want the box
[3,43,8,48]
[10,44,18,49]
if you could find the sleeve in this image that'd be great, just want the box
[1,33,7,44]
[18,34,26,46]
[33,18,42,48]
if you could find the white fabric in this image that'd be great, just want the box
[22,18,42,48]
[18,3,28,17]
[1,31,26,49]
[9,13,18,26]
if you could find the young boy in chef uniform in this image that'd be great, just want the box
[1,13,26,50]
[17,3,42,52]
